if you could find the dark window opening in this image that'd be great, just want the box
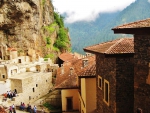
[98,77,102,89]
[18,59,21,63]
[104,82,109,103]
[33,88,35,92]
[66,97,73,111]
[36,84,38,87]
[2,75,5,79]
[29,96,31,100]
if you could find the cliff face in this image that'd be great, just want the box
[0,0,63,61]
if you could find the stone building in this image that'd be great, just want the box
[112,18,150,113]
[0,46,58,105]
[84,38,134,113]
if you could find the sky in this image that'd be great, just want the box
[52,0,136,23]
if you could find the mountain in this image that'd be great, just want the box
[65,0,150,54]
[0,0,71,62]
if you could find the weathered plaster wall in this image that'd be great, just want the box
[61,89,79,112]
[86,78,96,113]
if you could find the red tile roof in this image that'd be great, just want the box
[84,38,134,54]
[79,63,96,77]
[112,18,150,29]
[55,55,96,89]
[59,53,78,62]
[7,48,17,51]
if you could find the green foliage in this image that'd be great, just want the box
[54,12,64,28]
[43,102,61,111]
[44,53,54,59]
[54,28,69,50]
[52,46,59,52]
[46,37,51,45]
[44,23,57,34]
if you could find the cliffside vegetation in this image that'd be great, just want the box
[53,12,70,51]
[44,12,71,61]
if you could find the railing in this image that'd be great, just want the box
[78,90,85,107]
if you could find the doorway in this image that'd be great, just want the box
[66,97,73,111]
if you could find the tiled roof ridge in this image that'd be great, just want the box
[113,18,150,29]
[84,40,112,50]
[105,38,124,54]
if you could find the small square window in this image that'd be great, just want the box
[98,75,102,89]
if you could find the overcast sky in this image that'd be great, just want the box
[52,0,136,23]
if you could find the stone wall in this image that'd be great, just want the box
[10,71,53,105]
[0,65,7,81]
[96,54,116,113]
[134,35,150,113]
[116,55,134,113]
[96,53,134,113]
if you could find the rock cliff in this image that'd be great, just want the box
[0,0,70,62]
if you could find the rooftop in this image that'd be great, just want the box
[78,63,96,77]
[112,18,150,29]
[84,38,134,54]
[59,53,78,62]
[55,55,95,89]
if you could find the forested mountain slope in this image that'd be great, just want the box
[65,0,150,54]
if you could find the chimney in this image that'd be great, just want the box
[70,67,73,75]
[82,58,88,67]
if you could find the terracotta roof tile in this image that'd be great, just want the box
[79,63,96,77]
[55,55,95,89]
[59,53,78,62]
[112,18,150,29]
[84,38,134,54]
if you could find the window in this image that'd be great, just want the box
[33,88,35,92]
[98,75,102,89]
[29,96,31,100]
[146,62,150,84]
[104,79,109,106]
[2,75,5,79]
[36,84,38,87]
[18,59,21,63]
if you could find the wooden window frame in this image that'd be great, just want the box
[103,79,109,106]
[98,75,102,90]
